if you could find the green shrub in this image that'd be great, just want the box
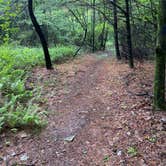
[0,45,75,132]
[50,45,75,62]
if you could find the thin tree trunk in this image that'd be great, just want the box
[67,8,88,57]
[125,0,134,68]
[113,0,121,60]
[154,0,166,110]
[100,20,106,51]
[74,28,87,57]
[103,29,108,50]
[92,0,96,52]
[28,0,53,70]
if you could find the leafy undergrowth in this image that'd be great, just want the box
[0,45,75,132]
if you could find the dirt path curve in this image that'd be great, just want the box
[0,54,166,166]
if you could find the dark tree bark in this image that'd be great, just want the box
[28,0,53,70]
[99,20,106,51]
[92,0,96,52]
[113,0,121,60]
[99,0,108,51]
[125,0,134,68]
[154,0,166,110]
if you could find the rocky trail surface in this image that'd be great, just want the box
[0,54,166,166]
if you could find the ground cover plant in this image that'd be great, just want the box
[0,45,75,132]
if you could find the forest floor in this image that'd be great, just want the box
[0,53,166,166]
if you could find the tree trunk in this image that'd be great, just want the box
[125,0,134,68]
[99,20,106,51]
[154,0,166,110]
[28,0,53,70]
[92,0,96,52]
[113,0,121,60]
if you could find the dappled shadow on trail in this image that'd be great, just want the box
[0,54,166,166]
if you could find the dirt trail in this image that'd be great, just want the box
[0,54,166,166]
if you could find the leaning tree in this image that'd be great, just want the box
[28,0,53,70]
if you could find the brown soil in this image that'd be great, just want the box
[0,54,166,166]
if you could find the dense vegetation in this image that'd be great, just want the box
[0,0,165,132]
[0,45,75,131]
